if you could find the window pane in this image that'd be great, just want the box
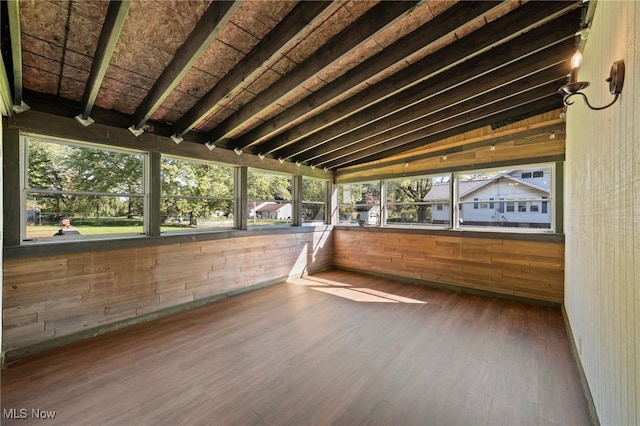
[386,175,451,226]
[27,139,144,193]
[24,136,146,241]
[247,169,292,227]
[161,157,234,232]
[338,181,380,225]
[302,178,327,224]
[457,165,552,229]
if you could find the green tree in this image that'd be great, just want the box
[388,177,433,222]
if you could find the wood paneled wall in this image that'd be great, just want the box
[333,229,564,303]
[2,230,333,354]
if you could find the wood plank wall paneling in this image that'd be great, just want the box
[333,230,564,303]
[2,230,333,352]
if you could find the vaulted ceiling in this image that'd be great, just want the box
[1,0,584,171]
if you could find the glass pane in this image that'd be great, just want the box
[27,139,144,193]
[248,169,292,202]
[302,178,326,202]
[338,181,380,225]
[458,166,552,229]
[247,169,292,227]
[246,200,292,227]
[302,202,325,223]
[302,178,326,223]
[160,198,234,232]
[387,175,450,226]
[25,193,144,239]
[162,158,233,198]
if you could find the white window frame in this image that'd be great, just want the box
[453,162,555,233]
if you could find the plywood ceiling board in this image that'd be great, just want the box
[21,67,59,95]
[174,68,221,99]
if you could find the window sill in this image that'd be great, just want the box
[5,225,334,259]
[333,225,564,242]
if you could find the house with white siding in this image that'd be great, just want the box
[426,169,551,228]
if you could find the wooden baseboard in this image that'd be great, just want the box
[561,305,600,426]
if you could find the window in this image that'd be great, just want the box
[247,169,293,227]
[338,181,380,225]
[302,177,327,224]
[22,134,146,241]
[161,156,234,232]
[385,175,450,226]
[457,164,553,230]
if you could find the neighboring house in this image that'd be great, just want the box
[249,201,292,220]
[355,204,381,225]
[425,169,551,228]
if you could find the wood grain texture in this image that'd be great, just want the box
[2,230,332,353]
[333,229,564,303]
[0,270,588,425]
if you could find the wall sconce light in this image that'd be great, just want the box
[559,51,625,110]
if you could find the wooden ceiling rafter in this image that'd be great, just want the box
[130,0,241,133]
[231,0,502,154]
[171,1,334,140]
[265,1,580,163]
[203,0,422,148]
[316,72,567,169]
[4,1,586,172]
[6,0,22,108]
[78,0,130,123]
[296,29,577,166]
[330,91,565,170]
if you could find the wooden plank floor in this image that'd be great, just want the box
[1,270,589,425]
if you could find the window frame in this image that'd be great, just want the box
[20,133,149,243]
[247,167,295,228]
[454,162,555,233]
[160,154,236,234]
[301,176,329,225]
[382,173,452,228]
[337,162,556,234]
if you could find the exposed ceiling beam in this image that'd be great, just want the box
[231,1,502,153]
[131,0,241,132]
[337,120,566,177]
[204,0,422,147]
[260,1,579,160]
[311,66,568,168]
[78,0,130,123]
[297,39,574,165]
[172,1,334,139]
[6,0,22,107]
[327,86,564,170]
[0,57,13,116]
